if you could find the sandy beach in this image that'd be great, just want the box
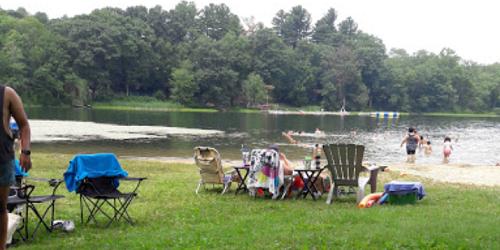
[388,163,499,187]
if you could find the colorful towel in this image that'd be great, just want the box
[247,149,284,197]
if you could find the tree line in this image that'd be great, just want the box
[0,2,498,112]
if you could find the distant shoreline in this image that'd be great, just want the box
[27,104,499,118]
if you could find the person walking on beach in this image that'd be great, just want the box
[0,86,31,250]
[443,137,453,164]
[400,127,420,163]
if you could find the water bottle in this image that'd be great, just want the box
[314,144,321,169]
[241,145,250,167]
[303,156,312,170]
[315,154,321,169]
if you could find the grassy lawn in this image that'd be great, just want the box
[14,154,500,249]
[93,98,218,113]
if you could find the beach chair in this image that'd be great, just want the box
[322,144,380,204]
[247,148,285,199]
[64,153,146,227]
[193,147,234,195]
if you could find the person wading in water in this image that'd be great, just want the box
[400,127,420,164]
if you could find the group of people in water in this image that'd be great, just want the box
[400,127,453,164]
[282,126,456,165]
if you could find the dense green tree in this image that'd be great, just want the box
[164,1,199,44]
[0,4,497,113]
[272,6,312,48]
[198,3,242,40]
[319,46,367,110]
[170,60,197,105]
[312,8,338,45]
[353,33,387,108]
[242,72,267,106]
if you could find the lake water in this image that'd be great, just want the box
[27,107,500,165]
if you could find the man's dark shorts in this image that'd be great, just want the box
[406,149,416,155]
[0,160,15,187]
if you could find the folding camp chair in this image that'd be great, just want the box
[64,153,146,227]
[8,177,65,241]
[77,176,145,227]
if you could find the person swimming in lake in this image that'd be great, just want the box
[400,127,420,163]
[282,131,298,144]
[443,137,453,164]
[314,128,325,135]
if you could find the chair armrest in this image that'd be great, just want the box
[120,177,146,194]
[27,177,64,186]
[10,184,35,200]
[26,177,64,196]
[122,177,147,181]
[361,165,381,193]
[362,165,380,172]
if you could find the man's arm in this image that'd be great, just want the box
[7,87,31,172]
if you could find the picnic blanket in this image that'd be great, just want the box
[64,153,128,192]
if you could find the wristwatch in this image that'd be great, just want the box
[21,149,31,156]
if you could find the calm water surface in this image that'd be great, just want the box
[27,107,500,165]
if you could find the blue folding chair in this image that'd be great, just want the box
[64,153,146,227]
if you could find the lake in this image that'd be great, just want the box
[27,107,500,165]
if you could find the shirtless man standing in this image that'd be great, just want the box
[0,86,31,249]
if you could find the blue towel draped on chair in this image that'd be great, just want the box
[15,159,28,177]
[64,153,128,192]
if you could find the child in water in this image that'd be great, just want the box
[443,137,453,163]
[424,141,432,156]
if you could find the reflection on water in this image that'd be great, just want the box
[27,107,500,165]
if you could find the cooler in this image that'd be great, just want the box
[384,181,425,205]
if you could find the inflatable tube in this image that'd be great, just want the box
[358,192,384,208]
[378,193,389,205]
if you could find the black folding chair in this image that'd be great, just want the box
[7,178,65,241]
[77,176,146,227]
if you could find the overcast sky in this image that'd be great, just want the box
[1,0,499,64]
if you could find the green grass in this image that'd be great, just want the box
[93,97,218,113]
[14,154,500,249]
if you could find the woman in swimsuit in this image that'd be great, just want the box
[400,127,420,163]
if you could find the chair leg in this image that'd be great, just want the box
[357,188,365,204]
[357,184,367,204]
[281,176,293,200]
[326,184,336,205]
[221,182,231,195]
[357,178,370,204]
[80,195,84,224]
[195,180,203,194]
